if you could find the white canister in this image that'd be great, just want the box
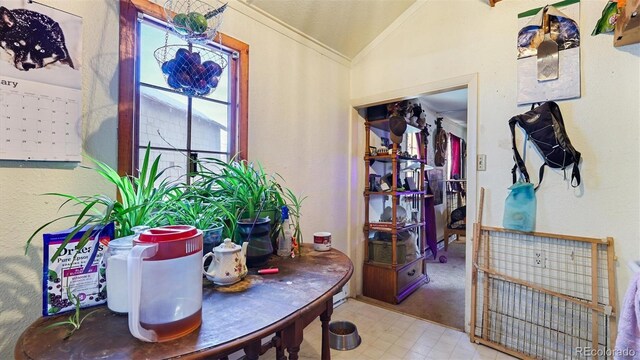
[105,237,133,313]
[105,226,149,313]
[313,232,332,251]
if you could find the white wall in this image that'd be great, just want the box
[220,1,351,258]
[351,0,640,331]
[0,0,350,357]
[0,0,120,356]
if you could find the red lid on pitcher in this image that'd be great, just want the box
[136,225,202,260]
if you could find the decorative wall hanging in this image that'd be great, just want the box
[516,0,581,105]
[614,0,640,46]
[591,0,619,36]
[0,0,83,162]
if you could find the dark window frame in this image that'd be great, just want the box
[118,0,248,177]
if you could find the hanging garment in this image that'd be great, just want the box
[424,182,438,259]
[615,271,640,360]
[450,134,461,179]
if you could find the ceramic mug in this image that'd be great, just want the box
[313,232,332,251]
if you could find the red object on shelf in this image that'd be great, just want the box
[258,268,279,275]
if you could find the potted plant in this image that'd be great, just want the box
[195,157,308,267]
[282,187,307,253]
[157,187,225,257]
[26,145,177,260]
[24,145,177,334]
[195,157,281,267]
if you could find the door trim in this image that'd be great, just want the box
[350,73,478,334]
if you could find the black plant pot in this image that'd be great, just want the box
[236,217,272,268]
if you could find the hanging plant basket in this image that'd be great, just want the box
[163,0,228,43]
[154,44,228,97]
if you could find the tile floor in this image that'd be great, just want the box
[258,299,517,360]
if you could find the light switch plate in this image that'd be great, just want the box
[477,154,487,171]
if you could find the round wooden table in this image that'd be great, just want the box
[15,244,353,359]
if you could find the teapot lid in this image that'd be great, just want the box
[215,238,241,253]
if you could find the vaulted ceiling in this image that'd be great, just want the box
[238,0,468,123]
[240,0,417,59]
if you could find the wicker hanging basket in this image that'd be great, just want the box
[154,44,228,96]
[163,0,228,43]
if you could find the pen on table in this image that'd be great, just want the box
[258,268,279,274]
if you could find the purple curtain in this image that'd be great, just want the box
[450,134,461,178]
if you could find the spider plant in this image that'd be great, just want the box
[198,157,284,221]
[25,144,177,262]
[196,157,284,236]
[282,188,307,245]
[158,187,224,231]
[42,287,99,340]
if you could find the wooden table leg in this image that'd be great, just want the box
[282,318,304,360]
[320,300,334,360]
[243,340,261,360]
[275,331,286,360]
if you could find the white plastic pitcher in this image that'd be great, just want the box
[128,225,203,342]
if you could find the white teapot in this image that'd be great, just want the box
[203,238,248,285]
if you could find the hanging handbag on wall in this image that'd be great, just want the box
[503,182,536,232]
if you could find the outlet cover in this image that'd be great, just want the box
[534,251,546,268]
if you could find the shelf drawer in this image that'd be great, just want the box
[397,260,423,293]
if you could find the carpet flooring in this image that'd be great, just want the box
[361,240,467,330]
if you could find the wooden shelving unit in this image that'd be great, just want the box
[362,117,428,304]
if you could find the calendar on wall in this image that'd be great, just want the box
[0,0,83,162]
[0,78,82,161]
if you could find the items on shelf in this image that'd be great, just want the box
[362,104,428,304]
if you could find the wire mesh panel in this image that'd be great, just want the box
[444,180,466,247]
[471,226,616,360]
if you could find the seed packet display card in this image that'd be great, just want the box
[42,223,114,316]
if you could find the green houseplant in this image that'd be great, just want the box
[157,186,227,255]
[195,157,283,267]
[197,157,284,220]
[25,145,176,336]
[194,156,306,265]
[26,145,177,260]
[282,187,307,249]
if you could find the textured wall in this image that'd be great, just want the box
[0,0,120,357]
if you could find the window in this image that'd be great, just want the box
[118,0,248,181]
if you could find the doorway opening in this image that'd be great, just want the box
[351,74,477,333]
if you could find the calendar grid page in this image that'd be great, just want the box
[0,77,82,162]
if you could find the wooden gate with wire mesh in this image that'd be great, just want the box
[470,225,617,360]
